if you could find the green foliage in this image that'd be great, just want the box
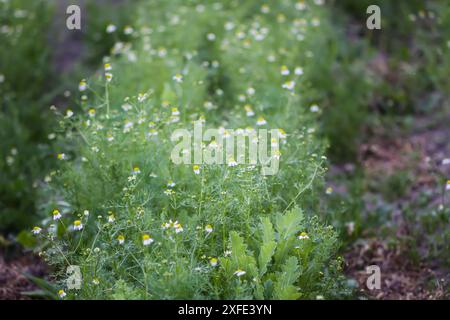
[33,0,350,299]
[0,0,56,232]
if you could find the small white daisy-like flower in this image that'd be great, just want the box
[32,226,42,234]
[164,189,175,196]
[108,214,115,223]
[446,180,450,191]
[261,4,270,13]
[105,72,113,82]
[206,33,216,41]
[123,25,134,35]
[246,87,255,96]
[57,153,66,160]
[174,223,184,233]
[280,65,290,75]
[294,67,304,75]
[137,93,148,102]
[122,103,132,111]
[104,63,112,71]
[132,166,141,175]
[171,107,180,116]
[244,104,254,117]
[234,269,246,277]
[106,24,117,33]
[278,129,287,139]
[65,109,74,118]
[228,158,238,167]
[142,234,154,246]
[296,1,306,10]
[52,209,62,220]
[193,165,200,175]
[85,110,95,119]
[79,79,87,91]
[205,224,213,233]
[310,104,320,112]
[325,187,333,195]
[84,210,90,217]
[147,129,158,137]
[224,250,232,257]
[209,257,218,267]
[298,231,309,240]
[442,158,450,165]
[256,117,267,126]
[167,180,176,187]
[92,278,100,285]
[282,81,295,90]
[73,220,83,231]
[58,290,66,299]
[173,73,183,83]
[117,235,125,244]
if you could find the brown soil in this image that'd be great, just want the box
[0,251,47,300]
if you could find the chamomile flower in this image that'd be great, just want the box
[294,67,304,75]
[52,209,62,220]
[280,65,290,75]
[88,108,96,117]
[446,180,450,191]
[65,109,74,118]
[282,81,295,90]
[108,214,115,223]
[171,107,180,116]
[325,187,333,195]
[206,33,216,41]
[142,234,154,246]
[244,104,255,117]
[205,224,213,233]
[132,166,141,175]
[122,103,132,111]
[104,63,112,71]
[105,72,113,82]
[167,180,176,187]
[32,226,42,234]
[58,290,66,299]
[123,25,134,35]
[278,129,287,139]
[228,158,238,167]
[57,153,66,160]
[234,269,246,277]
[73,220,83,231]
[117,235,125,244]
[261,4,270,13]
[106,24,117,33]
[247,87,255,96]
[310,104,320,112]
[147,129,158,137]
[210,257,218,267]
[298,231,309,240]
[174,222,184,233]
[173,73,183,83]
[193,165,200,175]
[256,117,267,126]
[78,79,87,91]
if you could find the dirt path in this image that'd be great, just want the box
[340,109,450,299]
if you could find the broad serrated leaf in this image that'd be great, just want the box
[273,256,302,300]
[275,207,304,240]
